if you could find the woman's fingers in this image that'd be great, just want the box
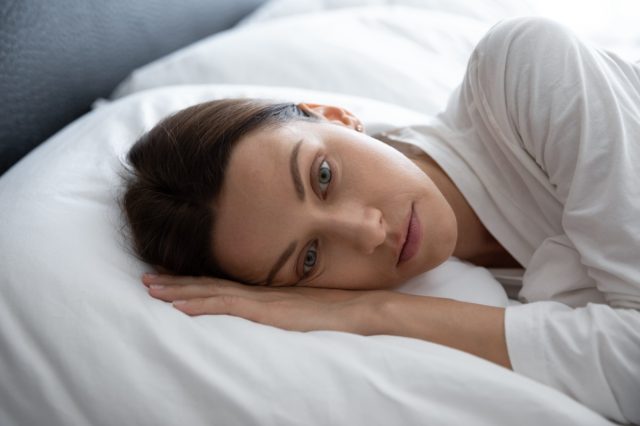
[142,273,282,302]
[171,295,336,332]
[172,295,263,320]
[147,282,215,301]
[142,273,231,288]
[171,294,303,331]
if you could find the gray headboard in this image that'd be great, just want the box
[0,0,267,176]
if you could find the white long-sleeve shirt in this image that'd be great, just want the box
[382,17,640,425]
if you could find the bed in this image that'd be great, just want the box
[2,0,636,424]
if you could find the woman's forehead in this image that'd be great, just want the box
[223,124,308,204]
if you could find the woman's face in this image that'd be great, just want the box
[211,103,457,289]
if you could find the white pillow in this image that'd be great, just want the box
[239,0,640,62]
[237,0,536,27]
[0,84,608,425]
[110,6,494,115]
[109,2,640,114]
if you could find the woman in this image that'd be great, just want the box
[122,17,639,424]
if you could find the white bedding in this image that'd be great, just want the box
[2,1,631,424]
[0,84,610,425]
[111,0,640,108]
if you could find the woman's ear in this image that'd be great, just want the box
[298,103,364,133]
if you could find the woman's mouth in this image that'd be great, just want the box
[397,203,422,266]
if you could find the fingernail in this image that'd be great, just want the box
[173,300,187,306]
[142,273,158,287]
[149,284,165,290]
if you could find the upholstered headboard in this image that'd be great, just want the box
[0,0,267,176]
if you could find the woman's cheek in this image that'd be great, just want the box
[338,260,393,290]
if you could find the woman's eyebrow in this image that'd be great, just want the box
[265,240,297,287]
[290,139,305,201]
[264,139,307,286]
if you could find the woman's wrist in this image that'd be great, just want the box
[340,290,398,335]
[369,292,512,370]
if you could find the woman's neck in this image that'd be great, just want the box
[414,154,498,262]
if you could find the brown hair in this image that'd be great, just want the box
[119,98,317,280]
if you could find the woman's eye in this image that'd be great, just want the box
[318,160,332,194]
[302,241,318,276]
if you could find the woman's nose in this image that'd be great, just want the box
[319,203,386,254]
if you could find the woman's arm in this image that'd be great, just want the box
[448,17,640,424]
[374,293,512,370]
[142,273,512,369]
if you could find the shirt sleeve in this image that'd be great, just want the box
[458,17,640,424]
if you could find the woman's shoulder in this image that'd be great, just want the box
[372,130,432,162]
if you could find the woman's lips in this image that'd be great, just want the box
[397,203,422,266]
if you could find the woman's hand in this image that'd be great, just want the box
[141,273,390,335]
[141,273,512,368]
